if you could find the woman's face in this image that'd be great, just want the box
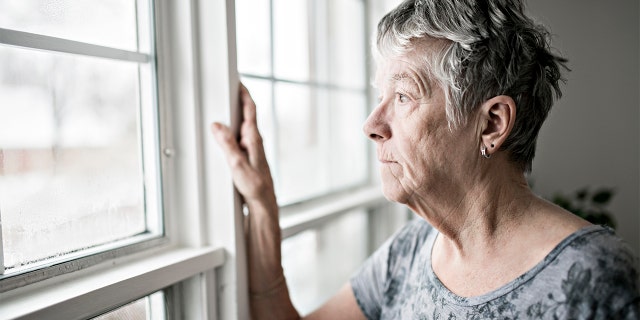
[363,55,477,205]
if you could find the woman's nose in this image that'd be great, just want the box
[363,103,391,142]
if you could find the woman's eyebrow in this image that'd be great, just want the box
[389,72,429,97]
[390,72,410,82]
[388,73,413,89]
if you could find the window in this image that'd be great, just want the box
[236,0,409,313]
[0,0,408,318]
[0,0,162,278]
[236,0,369,205]
[91,291,166,320]
[0,0,236,318]
[282,209,369,312]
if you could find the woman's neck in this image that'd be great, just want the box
[406,161,536,256]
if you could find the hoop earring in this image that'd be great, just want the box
[481,145,491,159]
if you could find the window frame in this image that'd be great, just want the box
[0,0,246,319]
[0,0,165,284]
[0,0,407,319]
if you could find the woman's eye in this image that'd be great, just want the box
[396,93,409,104]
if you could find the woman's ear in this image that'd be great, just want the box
[479,95,516,155]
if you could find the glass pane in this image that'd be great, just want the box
[325,0,366,88]
[236,0,271,76]
[136,0,153,54]
[239,0,369,204]
[275,83,328,204]
[273,0,309,81]
[282,210,369,314]
[92,291,166,320]
[0,45,147,269]
[275,85,369,204]
[328,90,368,189]
[0,0,147,52]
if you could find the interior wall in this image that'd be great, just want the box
[527,1,640,256]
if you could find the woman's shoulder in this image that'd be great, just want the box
[537,225,640,317]
[554,225,637,268]
[545,225,638,279]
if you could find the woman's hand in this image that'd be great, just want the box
[211,84,299,319]
[210,84,365,320]
[211,84,276,207]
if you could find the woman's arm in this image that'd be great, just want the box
[212,84,298,319]
[211,84,365,320]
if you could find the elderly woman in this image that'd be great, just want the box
[212,0,639,318]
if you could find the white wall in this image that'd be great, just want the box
[527,1,640,255]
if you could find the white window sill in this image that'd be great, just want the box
[0,246,225,320]
[280,186,387,239]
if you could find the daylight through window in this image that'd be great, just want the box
[0,0,162,276]
[236,0,370,205]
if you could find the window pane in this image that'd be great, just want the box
[274,85,368,204]
[282,210,369,314]
[0,45,149,269]
[325,0,366,88]
[0,0,147,52]
[91,291,166,320]
[236,0,271,76]
[273,0,309,81]
[275,83,327,203]
[238,0,369,204]
[327,90,368,189]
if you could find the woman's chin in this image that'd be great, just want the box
[381,183,409,204]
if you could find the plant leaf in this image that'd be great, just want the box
[592,189,613,204]
[576,187,589,201]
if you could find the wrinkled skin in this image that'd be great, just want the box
[364,54,480,215]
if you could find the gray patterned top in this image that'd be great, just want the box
[351,219,640,319]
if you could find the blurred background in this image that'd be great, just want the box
[527,0,639,257]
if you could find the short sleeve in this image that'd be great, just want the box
[350,236,391,320]
[349,218,433,320]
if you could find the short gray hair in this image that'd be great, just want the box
[376,0,567,172]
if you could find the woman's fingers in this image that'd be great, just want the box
[240,83,257,125]
[238,85,268,169]
[211,122,251,173]
[211,84,276,200]
[211,122,260,195]
[211,123,255,183]
[212,120,273,200]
